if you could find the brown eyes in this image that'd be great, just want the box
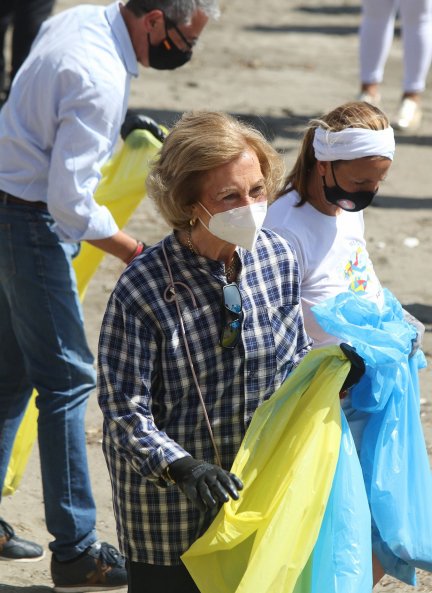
[251,185,266,197]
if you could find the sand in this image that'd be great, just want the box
[1,0,431,591]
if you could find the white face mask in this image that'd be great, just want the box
[198,201,268,252]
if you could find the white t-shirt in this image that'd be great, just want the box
[264,190,384,347]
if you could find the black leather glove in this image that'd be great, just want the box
[339,343,366,393]
[120,113,167,143]
[167,457,243,511]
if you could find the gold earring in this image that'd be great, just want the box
[189,218,196,226]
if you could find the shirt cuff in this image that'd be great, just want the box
[52,204,119,242]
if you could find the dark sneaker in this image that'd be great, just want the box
[0,518,45,562]
[51,541,127,592]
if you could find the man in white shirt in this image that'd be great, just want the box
[0,0,219,590]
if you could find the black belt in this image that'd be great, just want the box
[0,191,47,210]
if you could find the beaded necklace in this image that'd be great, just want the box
[186,228,239,282]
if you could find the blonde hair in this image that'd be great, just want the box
[278,101,391,204]
[146,111,286,230]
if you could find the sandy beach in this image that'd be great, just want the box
[1,0,431,591]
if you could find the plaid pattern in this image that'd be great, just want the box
[98,230,311,564]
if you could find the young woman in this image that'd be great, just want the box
[265,100,425,587]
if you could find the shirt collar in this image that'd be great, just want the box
[166,232,251,283]
[105,2,139,77]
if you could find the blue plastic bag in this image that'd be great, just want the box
[313,288,430,584]
[309,412,372,593]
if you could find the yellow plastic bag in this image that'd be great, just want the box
[182,346,351,593]
[2,129,162,497]
[2,393,39,497]
[75,129,163,300]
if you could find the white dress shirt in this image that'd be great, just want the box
[0,2,138,242]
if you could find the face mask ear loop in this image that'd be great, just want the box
[330,161,340,188]
[161,239,222,467]
[196,202,212,234]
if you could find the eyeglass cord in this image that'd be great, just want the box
[162,239,222,467]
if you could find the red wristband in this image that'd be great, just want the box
[126,240,145,264]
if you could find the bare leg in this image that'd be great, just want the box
[360,82,380,98]
[372,553,385,587]
[402,91,421,102]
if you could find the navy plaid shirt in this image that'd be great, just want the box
[97,229,311,564]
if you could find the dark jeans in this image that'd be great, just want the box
[0,0,55,89]
[0,202,98,560]
[127,561,200,593]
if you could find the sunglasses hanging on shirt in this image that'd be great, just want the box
[219,283,244,350]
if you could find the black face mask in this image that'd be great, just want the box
[322,162,376,212]
[148,15,193,70]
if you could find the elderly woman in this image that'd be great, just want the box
[97,111,312,593]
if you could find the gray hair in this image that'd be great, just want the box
[125,0,220,23]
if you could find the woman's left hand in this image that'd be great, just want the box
[403,308,425,358]
[167,457,243,511]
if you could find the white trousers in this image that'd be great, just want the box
[360,0,432,92]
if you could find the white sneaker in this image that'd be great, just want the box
[357,91,381,106]
[394,98,422,131]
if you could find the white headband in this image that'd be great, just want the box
[313,127,395,161]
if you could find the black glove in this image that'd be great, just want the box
[339,343,365,392]
[120,113,167,143]
[168,457,243,512]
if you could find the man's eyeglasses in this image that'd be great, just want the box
[164,15,193,51]
[220,283,243,349]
